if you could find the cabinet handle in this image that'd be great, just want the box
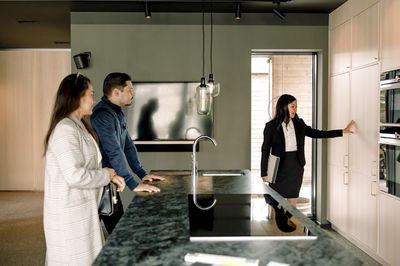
[371,181,377,196]
[343,171,349,185]
[343,155,349,168]
[371,161,377,176]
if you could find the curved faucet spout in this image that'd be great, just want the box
[192,135,217,210]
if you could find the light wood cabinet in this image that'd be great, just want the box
[381,0,400,71]
[378,193,400,265]
[327,73,350,232]
[349,64,379,177]
[0,51,35,190]
[328,0,381,260]
[347,65,379,252]
[327,65,379,253]
[351,3,379,68]
[330,20,352,75]
[0,50,70,191]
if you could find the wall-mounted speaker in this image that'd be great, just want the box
[73,52,91,69]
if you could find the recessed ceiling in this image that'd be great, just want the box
[0,0,348,48]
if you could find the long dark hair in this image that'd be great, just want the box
[43,73,98,155]
[273,94,298,129]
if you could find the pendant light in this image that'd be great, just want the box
[144,1,151,19]
[196,9,211,115]
[207,2,220,97]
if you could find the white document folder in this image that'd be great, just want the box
[267,154,280,183]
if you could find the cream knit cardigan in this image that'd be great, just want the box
[43,114,110,266]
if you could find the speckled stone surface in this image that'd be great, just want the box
[93,170,365,266]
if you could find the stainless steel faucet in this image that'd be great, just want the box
[192,135,217,210]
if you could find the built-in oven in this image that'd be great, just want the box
[380,69,400,138]
[379,137,400,198]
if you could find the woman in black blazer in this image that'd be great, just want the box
[261,94,354,207]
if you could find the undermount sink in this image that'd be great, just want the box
[199,170,246,177]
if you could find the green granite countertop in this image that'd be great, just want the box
[93,170,365,266]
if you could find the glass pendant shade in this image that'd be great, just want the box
[196,77,212,115]
[207,73,220,97]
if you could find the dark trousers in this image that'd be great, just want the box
[100,192,124,234]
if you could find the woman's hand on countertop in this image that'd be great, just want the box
[261,176,269,183]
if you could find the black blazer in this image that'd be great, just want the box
[260,117,343,177]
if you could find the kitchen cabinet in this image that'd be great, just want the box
[327,72,350,232]
[351,3,379,68]
[0,51,35,190]
[326,65,380,253]
[327,0,400,264]
[348,65,379,178]
[378,193,400,265]
[327,65,379,257]
[327,65,379,253]
[328,0,381,259]
[0,50,70,191]
[381,0,400,71]
[348,63,379,253]
[330,20,352,76]
[93,173,366,266]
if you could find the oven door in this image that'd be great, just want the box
[379,138,400,198]
[380,81,400,125]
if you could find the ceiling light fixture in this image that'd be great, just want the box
[144,1,151,19]
[272,1,286,21]
[235,3,241,20]
[273,8,285,20]
[196,8,211,115]
[17,20,39,24]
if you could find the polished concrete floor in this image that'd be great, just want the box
[0,192,381,266]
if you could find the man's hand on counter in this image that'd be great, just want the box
[142,174,166,182]
[261,176,269,183]
[133,183,161,193]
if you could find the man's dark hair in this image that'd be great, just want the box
[103,72,132,97]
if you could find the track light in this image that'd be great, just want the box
[235,3,241,20]
[145,1,151,19]
[273,8,286,20]
[272,1,286,21]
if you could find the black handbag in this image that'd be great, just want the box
[98,183,118,216]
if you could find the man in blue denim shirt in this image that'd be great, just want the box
[91,72,165,234]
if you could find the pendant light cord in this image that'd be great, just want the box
[202,10,205,77]
[210,1,213,74]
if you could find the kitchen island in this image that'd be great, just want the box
[93,170,365,266]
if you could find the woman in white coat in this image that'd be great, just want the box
[43,73,126,266]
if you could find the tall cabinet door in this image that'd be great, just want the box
[382,0,400,71]
[327,72,350,232]
[351,3,379,68]
[330,20,352,75]
[378,193,400,265]
[348,64,379,251]
[0,51,34,190]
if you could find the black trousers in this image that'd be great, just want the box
[100,192,124,234]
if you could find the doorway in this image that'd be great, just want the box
[251,52,317,216]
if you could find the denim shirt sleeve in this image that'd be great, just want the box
[124,133,147,179]
[91,110,139,190]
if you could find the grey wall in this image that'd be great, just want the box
[71,12,329,218]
